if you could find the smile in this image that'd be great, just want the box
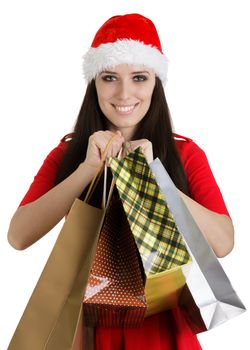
[113,103,139,114]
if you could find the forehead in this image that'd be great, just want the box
[100,64,155,75]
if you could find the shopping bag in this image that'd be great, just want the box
[109,148,192,316]
[149,157,246,333]
[8,137,117,349]
[8,198,103,350]
[83,192,147,327]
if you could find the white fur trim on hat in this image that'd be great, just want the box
[83,39,168,85]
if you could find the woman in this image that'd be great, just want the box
[8,13,234,350]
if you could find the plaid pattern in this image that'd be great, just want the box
[109,148,191,275]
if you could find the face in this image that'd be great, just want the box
[95,64,156,140]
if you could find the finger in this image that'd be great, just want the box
[121,147,127,158]
[132,140,152,152]
[111,141,123,158]
[90,132,109,153]
[129,140,153,163]
[91,131,124,160]
[95,132,121,156]
[125,141,134,154]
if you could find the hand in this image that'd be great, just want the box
[84,130,124,170]
[124,139,153,163]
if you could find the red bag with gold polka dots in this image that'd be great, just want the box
[83,189,147,328]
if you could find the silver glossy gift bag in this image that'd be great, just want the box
[149,158,246,333]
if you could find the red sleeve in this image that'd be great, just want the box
[19,140,68,206]
[175,135,230,217]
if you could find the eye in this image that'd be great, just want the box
[101,75,117,82]
[133,75,148,82]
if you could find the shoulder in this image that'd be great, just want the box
[173,133,230,216]
[18,134,74,206]
[58,132,75,150]
[173,133,193,143]
[173,133,205,164]
[48,133,75,161]
[39,134,74,171]
[174,133,193,154]
[60,132,75,143]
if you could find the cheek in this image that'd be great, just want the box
[140,92,154,107]
[96,81,113,104]
[137,83,155,103]
[98,92,114,107]
[96,94,110,113]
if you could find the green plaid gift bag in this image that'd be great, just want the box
[109,147,191,275]
[109,148,192,316]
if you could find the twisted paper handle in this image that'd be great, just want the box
[84,134,122,206]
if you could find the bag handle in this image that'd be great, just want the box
[84,135,121,206]
[102,147,123,209]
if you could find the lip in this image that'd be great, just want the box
[112,103,139,115]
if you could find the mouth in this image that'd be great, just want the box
[112,103,139,115]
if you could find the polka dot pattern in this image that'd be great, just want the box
[83,196,147,327]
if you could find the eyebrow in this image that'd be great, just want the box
[101,70,150,75]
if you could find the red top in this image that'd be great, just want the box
[19,134,230,350]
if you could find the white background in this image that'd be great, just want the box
[0,0,249,349]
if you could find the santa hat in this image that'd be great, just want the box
[83,13,168,85]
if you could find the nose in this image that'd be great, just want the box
[116,80,132,101]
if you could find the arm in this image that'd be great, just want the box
[124,137,234,257]
[177,139,234,258]
[7,162,97,250]
[7,131,124,250]
[178,190,234,257]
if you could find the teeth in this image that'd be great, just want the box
[115,105,135,112]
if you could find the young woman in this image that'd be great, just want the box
[7,13,234,350]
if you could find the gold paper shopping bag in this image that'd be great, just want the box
[8,198,104,350]
[8,137,118,350]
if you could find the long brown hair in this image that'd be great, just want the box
[55,77,189,195]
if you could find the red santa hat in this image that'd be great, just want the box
[83,13,168,85]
